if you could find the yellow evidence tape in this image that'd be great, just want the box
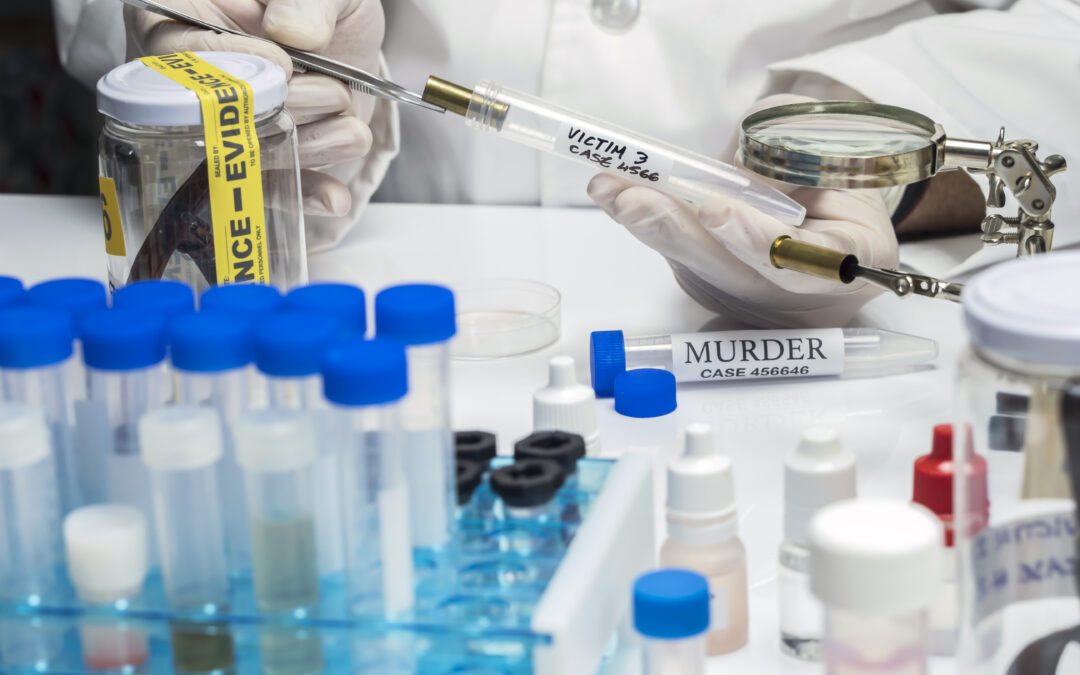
[139,52,270,284]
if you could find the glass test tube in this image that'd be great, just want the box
[80,309,168,531]
[0,306,81,513]
[139,406,229,611]
[375,284,457,552]
[254,310,344,576]
[0,404,63,670]
[171,311,254,573]
[423,78,805,226]
[322,339,415,618]
[591,328,939,396]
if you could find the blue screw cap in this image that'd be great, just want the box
[113,280,195,323]
[254,311,339,377]
[201,284,283,324]
[633,569,711,640]
[79,309,167,371]
[27,278,108,323]
[322,338,408,406]
[0,276,25,308]
[590,330,627,398]
[285,283,366,340]
[170,312,254,373]
[0,306,74,368]
[375,284,456,346]
[614,368,677,418]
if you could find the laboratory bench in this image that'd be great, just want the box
[0,194,982,674]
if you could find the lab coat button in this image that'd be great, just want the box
[591,0,640,32]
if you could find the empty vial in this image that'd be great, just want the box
[234,409,321,612]
[633,569,710,675]
[810,500,942,675]
[0,305,80,512]
[780,428,856,661]
[139,406,229,612]
[26,278,108,400]
[322,338,416,617]
[63,504,150,672]
[490,459,565,521]
[201,283,283,408]
[375,284,457,551]
[285,283,367,340]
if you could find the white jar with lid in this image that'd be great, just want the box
[96,52,307,295]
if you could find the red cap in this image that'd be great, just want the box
[912,424,989,546]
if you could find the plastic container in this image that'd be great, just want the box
[112,280,195,323]
[955,252,1080,674]
[633,569,710,675]
[26,278,109,402]
[376,284,457,551]
[534,356,600,454]
[608,368,679,455]
[139,406,228,611]
[284,283,367,340]
[201,283,284,323]
[0,276,24,307]
[97,52,307,294]
[451,279,561,359]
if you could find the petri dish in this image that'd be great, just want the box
[451,279,561,360]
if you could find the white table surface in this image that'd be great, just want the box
[0,194,975,674]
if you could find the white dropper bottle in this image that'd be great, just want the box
[659,423,748,655]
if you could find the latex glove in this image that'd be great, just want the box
[125,0,385,217]
[587,95,899,328]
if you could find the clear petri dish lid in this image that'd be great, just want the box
[451,279,561,360]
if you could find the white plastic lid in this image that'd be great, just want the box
[809,499,942,614]
[97,52,288,127]
[234,409,318,472]
[138,406,224,471]
[0,404,50,470]
[533,356,600,453]
[667,424,736,533]
[963,252,1080,369]
[784,428,857,545]
[63,505,149,604]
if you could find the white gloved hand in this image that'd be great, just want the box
[588,95,899,328]
[125,0,385,217]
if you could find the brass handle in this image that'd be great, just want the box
[769,236,858,283]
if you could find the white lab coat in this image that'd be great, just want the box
[53,0,1080,268]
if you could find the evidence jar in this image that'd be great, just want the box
[97,52,307,295]
[955,253,1080,673]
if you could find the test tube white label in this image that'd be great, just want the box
[555,123,674,185]
[670,329,845,382]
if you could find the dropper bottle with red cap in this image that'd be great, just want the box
[912,424,989,656]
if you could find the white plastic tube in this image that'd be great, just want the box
[449,79,805,227]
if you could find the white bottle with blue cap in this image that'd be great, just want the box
[79,308,168,544]
[375,284,457,552]
[254,310,343,575]
[633,568,710,674]
[170,311,256,573]
[606,368,679,458]
[0,305,81,512]
[322,338,416,620]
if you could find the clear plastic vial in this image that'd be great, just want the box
[139,406,229,611]
[375,284,457,552]
[660,424,749,656]
[809,499,942,675]
[633,569,711,675]
[0,306,80,513]
[284,283,368,340]
[780,427,856,660]
[200,283,284,408]
[322,338,416,618]
[25,277,109,402]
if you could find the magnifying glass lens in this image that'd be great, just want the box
[747,113,932,157]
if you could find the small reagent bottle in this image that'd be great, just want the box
[633,568,711,675]
[659,423,748,656]
[533,356,600,454]
[780,427,856,660]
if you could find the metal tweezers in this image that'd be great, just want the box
[119,0,445,113]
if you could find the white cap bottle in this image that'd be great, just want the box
[779,427,856,660]
[533,356,600,454]
[659,423,748,656]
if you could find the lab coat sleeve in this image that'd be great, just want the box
[761,0,1080,276]
[52,0,127,88]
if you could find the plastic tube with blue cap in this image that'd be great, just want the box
[200,283,283,407]
[26,278,109,401]
[78,308,167,523]
[285,283,367,340]
[634,568,711,674]
[375,284,457,552]
[113,280,195,403]
[0,276,25,308]
[609,368,679,458]
[170,311,255,572]
[0,306,80,512]
[322,339,415,618]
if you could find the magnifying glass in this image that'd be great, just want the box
[739,101,1065,256]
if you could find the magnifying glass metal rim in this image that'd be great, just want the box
[740,100,946,189]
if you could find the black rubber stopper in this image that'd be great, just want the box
[455,430,497,466]
[989,415,1026,452]
[996,392,1030,416]
[456,459,484,506]
[514,431,586,474]
[490,459,565,508]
